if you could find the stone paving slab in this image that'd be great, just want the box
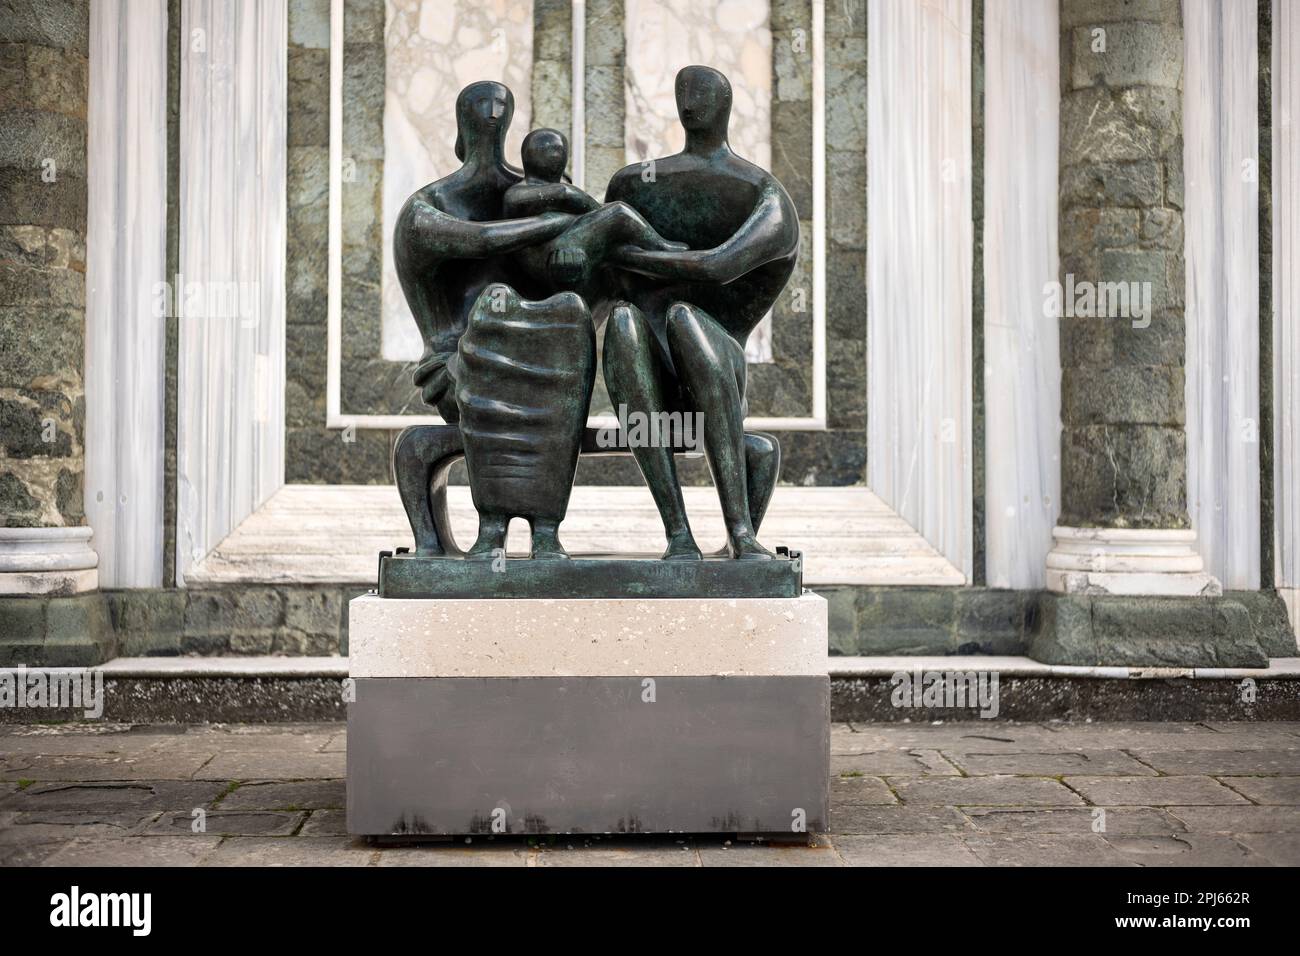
[1103,834,1267,867]
[1132,749,1300,775]
[147,810,305,837]
[1064,776,1252,806]
[1,721,1297,866]
[374,844,529,867]
[961,806,1185,835]
[0,752,216,782]
[299,809,347,836]
[194,752,346,781]
[831,749,959,776]
[41,836,223,867]
[0,811,159,843]
[199,837,374,867]
[829,805,973,834]
[1167,805,1300,832]
[1,780,229,812]
[889,776,1085,806]
[217,780,346,810]
[944,750,1157,776]
[832,833,982,866]
[829,774,898,806]
[1233,832,1300,865]
[1217,776,1300,805]
[963,833,1137,867]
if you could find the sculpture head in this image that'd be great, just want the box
[453,81,514,162]
[520,127,569,182]
[675,66,732,138]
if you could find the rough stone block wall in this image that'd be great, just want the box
[1057,0,1189,529]
[0,0,89,528]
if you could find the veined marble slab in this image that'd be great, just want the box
[623,0,775,363]
[623,0,771,172]
[380,0,536,361]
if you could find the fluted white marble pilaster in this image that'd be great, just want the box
[1185,0,1261,590]
[85,0,168,589]
[983,0,1060,589]
[867,0,973,582]
[176,0,287,585]
[1275,0,1300,637]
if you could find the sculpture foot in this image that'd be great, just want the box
[531,547,570,561]
[662,532,702,561]
[529,520,570,560]
[467,513,509,559]
[729,533,775,560]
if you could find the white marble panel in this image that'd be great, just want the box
[867,0,973,581]
[380,0,535,361]
[176,0,287,585]
[623,0,771,172]
[85,0,169,587]
[983,0,1060,589]
[1275,0,1300,633]
[1185,0,1261,590]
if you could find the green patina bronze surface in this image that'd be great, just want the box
[390,67,801,594]
[378,551,803,600]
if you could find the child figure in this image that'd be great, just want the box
[503,128,686,297]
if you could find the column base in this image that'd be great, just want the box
[1028,592,1278,668]
[1045,526,1222,597]
[0,527,99,596]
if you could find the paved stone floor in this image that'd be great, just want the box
[2,721,1298,866]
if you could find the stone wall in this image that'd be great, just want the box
[0,0,89,528]
[1057,0,1189,529]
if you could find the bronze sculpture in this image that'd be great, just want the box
[389,67,800,588]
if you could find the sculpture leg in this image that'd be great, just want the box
[706,431,781,557]
[393,425,465,557]
[529,517,569,560]
[467,513,509,559]
[602,302,702,560]
[744,431,780,534]
[666,302,774,560]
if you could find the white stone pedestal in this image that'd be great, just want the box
[346,592,830,839]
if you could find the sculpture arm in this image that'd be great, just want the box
[399,196,572,259]
[503,182,600,217]
[611,185,797,284]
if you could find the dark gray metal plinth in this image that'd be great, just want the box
[346,676,829,837]
[378,551,803,599]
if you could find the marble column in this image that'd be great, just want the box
[0,0,99,595]
[1045,0,1218,596]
